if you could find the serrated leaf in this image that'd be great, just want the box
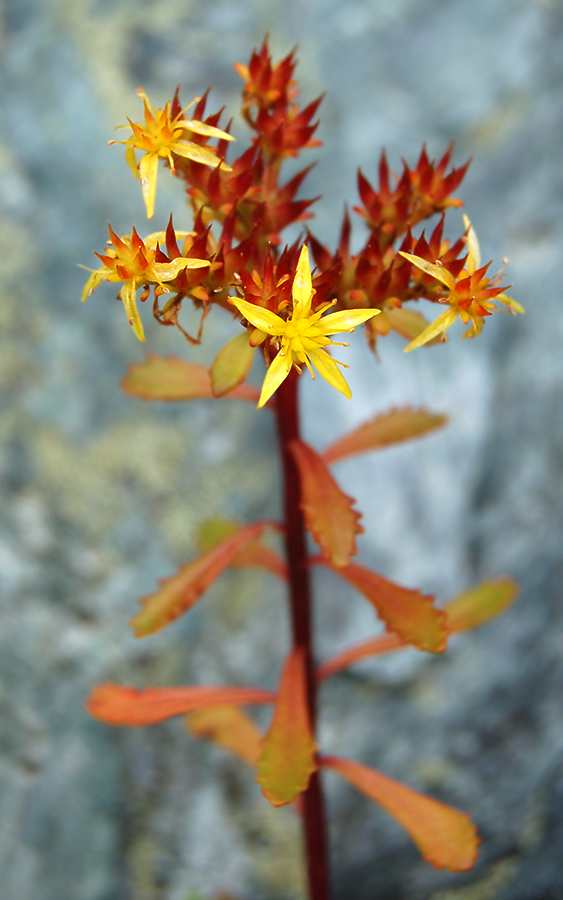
[290,439,363,568]
[87,684,276,726]
[321,755,479,872]
[121,355,259,402]
[131,521,267,637]
[442,578,519,633]
[317,577,519,681]
[323,407,448,465]
[210,333,256,397]
[318,560,447,652]
[257,647,317,807]
[187,705,263,766]
[385,307,444,346]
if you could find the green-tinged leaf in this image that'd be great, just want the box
[197,518,287,581]
[322,407,448,465]
[317,560,447,652]
[187,705,263,766]
[444,578,519,634]
[131,521,268,637]
[121,355,259,403]
[385,307,444,346]
[87,684,275,726]
[321,755,479,872]
[257,647,317,807]
[290,440,363,568]
[211,332,255,398]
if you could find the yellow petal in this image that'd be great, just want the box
[119,280,145,342]
[139,152,158,219]
[399,252,457,291]
[149,257,209,283]
[170,140,232,171]
[144,230,193,250]
[258,351,292,408]
[178,119,236,141]
[81,267,110,303]
[124,145,139,179]
[462,214,480,274]
[229,297,286,335]
[320,308,380,334]
[495,293,525,314]
[308,350,352,399]
[292,245,313,318]
[403,307,458,353]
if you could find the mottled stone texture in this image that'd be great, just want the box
[1,0,562,898]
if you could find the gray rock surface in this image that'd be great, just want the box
[1,0,563,898]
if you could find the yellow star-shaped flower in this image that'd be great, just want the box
[229,246,380,407]
[110,89,235,219]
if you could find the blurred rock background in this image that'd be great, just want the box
[1,0,563,898]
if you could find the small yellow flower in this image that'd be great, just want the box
[399,216,523,352]
[110,89,235,219]
[229,246,380,407]
[81,225,210,342]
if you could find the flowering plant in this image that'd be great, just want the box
[82,39,521,899]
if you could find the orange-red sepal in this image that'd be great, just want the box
[257,647,317,807]
[317,559,447,653]
[290,439,363,568]
[87,684,276,726]
[320,755,479,872]
[131,521,268,637]
[121,355,260,403]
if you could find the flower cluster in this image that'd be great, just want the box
[84,37,521,406]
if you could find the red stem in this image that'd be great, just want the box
[274,368,331,900]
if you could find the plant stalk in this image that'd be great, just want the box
[274,368,331,900]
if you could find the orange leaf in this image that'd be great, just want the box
[323,407,448,465]
[316,559,447,653]
[317,577,519,681]
[87,684,275,726]
[290,439,363,568]
[187,704,263,766]
[385,307,445,346]
[320,755,479,872]
[234,540,288,580]
[257,647,317,807]
[316,632,403,681]
[444,578,519,633]
[121,354,259,402]
[131,521,267,637]
[210,333,256,397]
